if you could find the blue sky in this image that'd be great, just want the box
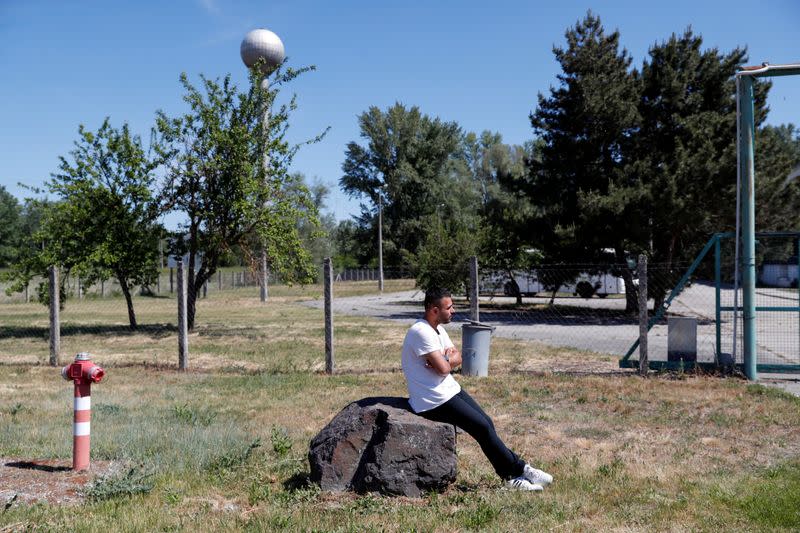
[1,0,798,224]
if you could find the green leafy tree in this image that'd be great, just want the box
[462,132,537,303]
[1,198,50,301]
[292,173,337,276]
[415,215,478,294]
[0,186,21,267]
[330,218,373,269]
[340,103,465,268]
[5,119,162,327]
[155,66,324,330]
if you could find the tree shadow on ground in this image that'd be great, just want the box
[0,323,176,340]
[384,300,714,327]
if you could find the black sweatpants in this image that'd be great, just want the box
[419,389,525,480]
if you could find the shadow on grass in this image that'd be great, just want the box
[5,461,71,473]
[283,472,311,491]
[0,323,176,340]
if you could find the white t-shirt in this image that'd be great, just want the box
[401,319,461,413]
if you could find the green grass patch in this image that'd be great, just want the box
[738,461,800,528]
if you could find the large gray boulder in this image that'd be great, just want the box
[308,397,457,497]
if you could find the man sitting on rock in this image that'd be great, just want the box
[401,287,553,492]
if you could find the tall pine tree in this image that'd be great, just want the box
[527,11,642,307]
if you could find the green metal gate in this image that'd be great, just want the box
[620,231,800,373]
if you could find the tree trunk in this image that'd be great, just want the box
[187,270,213,332]
[653,290,666,316]
[622,268,639,315]
[512,279,523,305]
[187,220,198,331]
[186,281,197,331]
[118,277,138,330]
[616,246,639,315]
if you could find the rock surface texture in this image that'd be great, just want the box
[308,397,457,497]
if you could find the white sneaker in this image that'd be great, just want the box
[523,464,553,486]
[506,476,544,491]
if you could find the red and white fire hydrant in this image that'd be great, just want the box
[61,352,105,471]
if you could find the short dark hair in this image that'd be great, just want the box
[424,287,451,309]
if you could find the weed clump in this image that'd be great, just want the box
[85,466,154,501]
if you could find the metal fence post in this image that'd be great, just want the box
[49,265,60,367]
[324,258,334,374]
[261,251,268,302]
[469,256,479,322]
[638,254,648,376]
[177,260,188,371]
[715,236,722,361]
[738,74,757,381]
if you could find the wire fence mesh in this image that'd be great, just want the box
[470,246,798,370]
[718,233,800,368]
[476,263,641,357]
[2,245,798,372]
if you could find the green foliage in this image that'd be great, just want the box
[8,403,23,419]
[156,65,325,329]
[468,133,536,274]
[635,29,763,260]
[94,403,125,415]
[171,403,218,427]
[502,13,786,312]
[3,119,162,328]
[415,216,477,294]
[85,466,155,501]
[754,124,800,232]
[340,103,465,267]
[207,438,261,474]
[746,383,800,404]
[0,186,21,267]
[347,494,385,516]
[293,173,337,274]
[528,11,641,259]
[0,199,51,300]
[329,218,373,269]
[269,425,293,457]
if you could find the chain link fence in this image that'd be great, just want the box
[3,242,798,373]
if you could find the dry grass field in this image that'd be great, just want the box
[1,282,799,531]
